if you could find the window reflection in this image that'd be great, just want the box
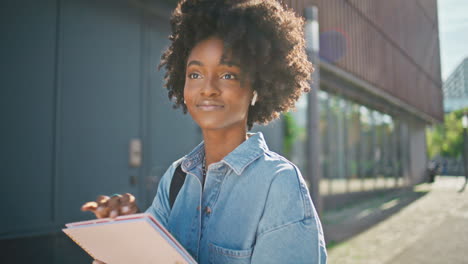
[313,91,408,195]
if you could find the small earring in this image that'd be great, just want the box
[251,91,258,106]
[183,99,186,104]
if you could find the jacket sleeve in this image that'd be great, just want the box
[250,165,327,264]
[145,162,177,229]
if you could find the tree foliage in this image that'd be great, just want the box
[426,107,468,158]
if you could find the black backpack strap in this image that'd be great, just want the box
[169,164,186,209]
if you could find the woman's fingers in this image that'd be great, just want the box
[95,195,111,218]
[121,193,136,204]
[81,201,98,212]
[82,193,139,219]
[96,195,110,205]
[81,195,110,218]
[81,201,108,218]
[120,193,139,215]
[107,195,122,218]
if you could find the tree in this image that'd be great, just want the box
[426,107,468,158]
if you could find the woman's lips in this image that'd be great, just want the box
[196,104,224,111]
[196,100,224,111]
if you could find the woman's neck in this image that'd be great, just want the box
[202,128,248,167]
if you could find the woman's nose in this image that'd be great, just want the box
[200,77,220,97]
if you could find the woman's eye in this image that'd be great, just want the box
[188,73,201,79]
[221,73,237,80]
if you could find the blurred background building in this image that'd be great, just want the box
[0,0,443,263]
[443,57,468,112]
[283,0,443,209]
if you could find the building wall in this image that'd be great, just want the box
[283,0,443,122]
[443,58,468,112]
[280,0,441,187]
[408,119,429,184]
[444,58,468,98]
[1,0,58,238]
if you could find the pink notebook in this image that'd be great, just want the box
[63,213,197,264]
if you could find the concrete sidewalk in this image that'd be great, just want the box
[326,176,468,264]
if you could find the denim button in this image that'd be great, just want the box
[205,206,212,215]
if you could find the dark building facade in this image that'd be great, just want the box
[443,58,468,112]
[281,0,442,209]
[0,0,442,263]
[285,0,442,120]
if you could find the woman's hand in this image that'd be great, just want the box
[81,193,139,219]
[83,193,139,264]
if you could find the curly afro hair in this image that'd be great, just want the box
[159,0,313,130]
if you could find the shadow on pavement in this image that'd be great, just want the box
[322,187,429,249]
[458,178,467,193]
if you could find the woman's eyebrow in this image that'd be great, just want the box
[186,59,240,68]
[187,60,203,67]
[220,60,240,68]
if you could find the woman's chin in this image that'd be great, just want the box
[196,120,247,133]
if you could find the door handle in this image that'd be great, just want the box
[129,138,142,168]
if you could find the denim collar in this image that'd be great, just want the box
[181,132,268,175]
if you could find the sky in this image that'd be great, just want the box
[438,0,468,81]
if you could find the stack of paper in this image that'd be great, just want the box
[63,213,196,264]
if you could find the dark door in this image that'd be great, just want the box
[0,0,58,235]
[57,0,143,223]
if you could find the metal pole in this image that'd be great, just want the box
[464,127,468,182]
[304,6,323,214]
[463,113,468,183]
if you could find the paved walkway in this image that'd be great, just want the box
[326,176,468,264]
[320,177,407,195]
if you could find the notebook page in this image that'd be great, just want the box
[63,217,195,264]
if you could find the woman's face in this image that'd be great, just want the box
[184,37,253,132]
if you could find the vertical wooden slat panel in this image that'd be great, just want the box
[350,3,357,77]
[342,0,351,72]
[357,1,366,81]
[287,0,442,121]
[332,0,339,67]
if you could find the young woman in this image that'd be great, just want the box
[83,0,327,263]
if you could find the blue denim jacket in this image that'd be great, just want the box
[146,132,327,264]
